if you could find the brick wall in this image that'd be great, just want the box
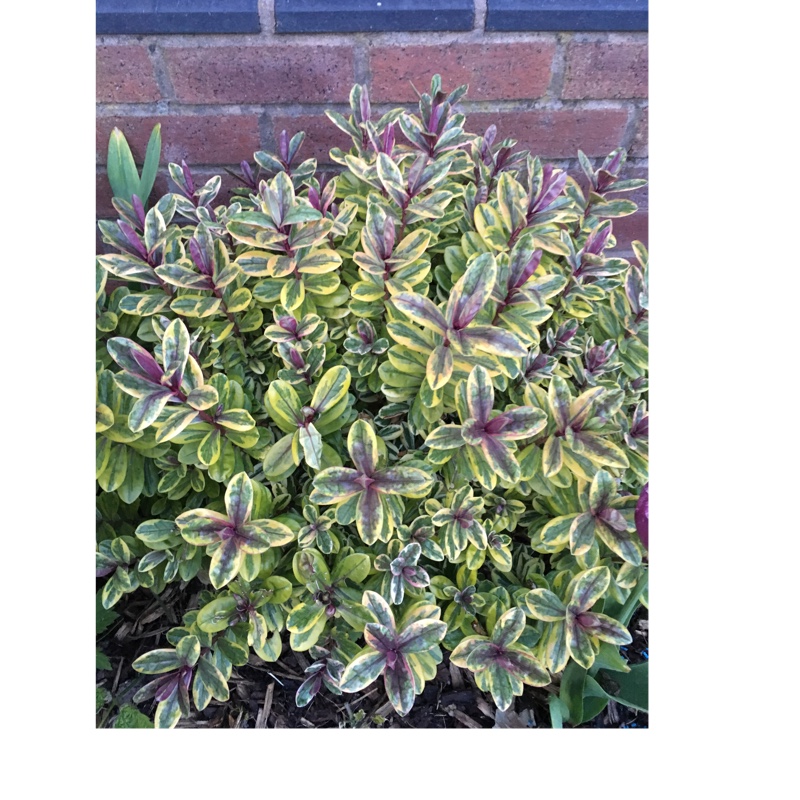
[96,1,648,254]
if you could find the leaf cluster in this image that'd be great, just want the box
[96,75,648,727]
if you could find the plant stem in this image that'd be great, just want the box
[618,569,648,627]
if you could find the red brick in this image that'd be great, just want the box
[96,170,115,218]
[96,115,261,166]
[96,46,160,104]
[369,42,556,102]
[467,108,629,158]
[609,211,648,252]
[163,46,354,104]
[562,41,648,99]
[269,114,352,165]
[630,106,648,157]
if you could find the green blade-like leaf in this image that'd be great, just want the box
[107,127,140,201]
[137,123,162,204]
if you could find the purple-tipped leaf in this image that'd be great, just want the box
[107,338,164,384]
[392,293,448,335]
[347,419,378,475]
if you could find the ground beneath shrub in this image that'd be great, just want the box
[96,586,648,729]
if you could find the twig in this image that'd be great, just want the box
[475,696,496,721]
[111,657,124,695]
[358,699,393,728]
[443,704,482,729]
[449,662,465,691]
[256,682,274,729]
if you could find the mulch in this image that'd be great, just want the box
[97,586,648,729]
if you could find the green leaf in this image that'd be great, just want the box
[113,704,154,728]
[570,566,611,612]
[426,344,454,391]
[597,662,648,712]
[197,596,237,633]
[331,553,371,584]
[186,385,219,411]
[196,655,230,701]
[216,409,256,431]
[559,660,587,725]
[107,127,140,201]
[362,590,396,629]
[526,589,567,622]
[392,293,448,334]
[490,607,526,647]
[155,407,199,442]
[396,619,447,653]
[209,538,243,588]
[162,319,190,387]
[225,472,253,526]
[542,435,563,478]
[310,365,351,414]
[384,657,416,716]
[132,649,181,675]
[340,649,387,693]
[198,429,222,465]
[548,695,566,728]
[299,424,323,469]
[136,123,161,204]
[569,512,596,556]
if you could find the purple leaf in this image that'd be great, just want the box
[107,338,164,384]
[131,195,146,228]
[118,221,148,260]
[392,293,448,335]
[509,248,543,291]
[188,237,212,276]
[635,483,649,550]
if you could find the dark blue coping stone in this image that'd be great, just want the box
[96,0,647,35]
[274,0,474,33]
[486,1,648,32]
[96,0,261,35]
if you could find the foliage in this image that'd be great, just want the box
[96,75,648,728]
[106,124,161,208]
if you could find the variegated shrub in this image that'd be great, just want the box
[96,75,648,728]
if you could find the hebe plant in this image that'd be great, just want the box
[96,75,649,728]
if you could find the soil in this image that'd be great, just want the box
[96,587,648,729]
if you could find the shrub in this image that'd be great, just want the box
[96,75,649,728]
